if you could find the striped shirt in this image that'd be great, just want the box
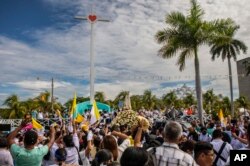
[155,142,198,166]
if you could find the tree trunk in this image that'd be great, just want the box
[228,57,234,117]
[194,47,204,126]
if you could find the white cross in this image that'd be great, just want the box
[75,10,110,104]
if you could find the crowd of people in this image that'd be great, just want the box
[0,108,250,166]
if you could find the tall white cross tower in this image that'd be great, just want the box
[75,10,110,104]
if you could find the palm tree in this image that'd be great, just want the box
[221,97,231,116]
[23,99,39,113]
[142,90,157,110]
[3,94,26,118]
[183,93,196,108]
[155,0,216,124]
[162,91,178,108]
[130,95,143,111]
[34,91,52,112]
[210,22,247,117]
[203,89,218,113]
[95,91,105,103]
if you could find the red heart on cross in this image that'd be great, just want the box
[88,15,97,22]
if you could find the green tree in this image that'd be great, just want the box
[162,91,178,108]
[210,22,247,117]
[221,96,231,116]
[64,96,89,111]
[23,99,39,113]
[35,91,52,112]
[95,91,105,103]
[3,94,26,118]
[130,95,143,111]
[203,89,218,113]
[142,90,157,110]
[155,0,218,124]
[183,93,196,108]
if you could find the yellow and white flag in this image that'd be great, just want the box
[90,100,100,124]
[70,93,77,118]
[218,109,224,122]
[32,118,43,130]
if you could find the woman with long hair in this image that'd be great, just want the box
[102,135,119,161]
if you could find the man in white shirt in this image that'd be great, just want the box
[211,129,232,166]
[199,127,211,142]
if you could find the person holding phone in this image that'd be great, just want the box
[7,120,56,166]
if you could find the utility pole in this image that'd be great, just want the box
[51,77,54,112]
[75,8,110,104]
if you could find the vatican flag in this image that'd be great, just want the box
[90,100,100,124]
[32,118,43,130]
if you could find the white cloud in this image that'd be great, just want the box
[1,0,250,104]
[10,80,71,90]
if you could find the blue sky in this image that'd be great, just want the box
[1,0,250,105]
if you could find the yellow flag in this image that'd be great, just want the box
[70,93,77,116]
[218,109,224,122]
[75,114,84,123]
[32,118,43,130]
[90,100,100,124]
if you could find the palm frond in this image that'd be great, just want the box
[189,0,205,21]
[158,44,177,59]
[155,29,179,44]
[211,18,236,33]
[221,47,228,61]
[210,45,223,61]
[229,45,237,61]
[166,12,186,28]
[232,39,248,54]
[176,48,193,71]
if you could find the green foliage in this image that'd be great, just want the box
[162,91,178,108]
[1,88,250,119]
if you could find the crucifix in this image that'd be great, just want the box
[75,10,110,104]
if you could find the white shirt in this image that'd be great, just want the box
[38,112,43,119]
[118,139,130,161]
[211,139,233,166]
[0,148,14,166]
[231,138,245,150]
[199,133,211,142]
[65,147,78,165]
